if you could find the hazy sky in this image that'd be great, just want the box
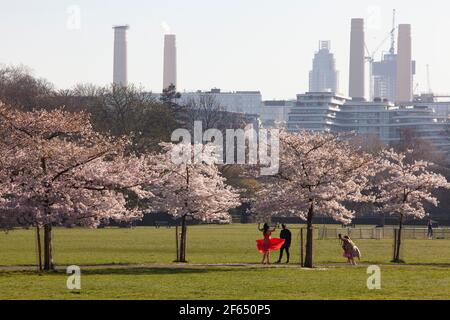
[1,0,449,99]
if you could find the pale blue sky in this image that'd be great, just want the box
[1,0,449,99]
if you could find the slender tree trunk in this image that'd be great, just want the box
[394,214,404,263]
[41,157,54,271]
[175,225,179,261]
[178,165,190,263]
[182,220,187,262]
[43,224,54,271]
[36,226,43,272]
[380,212,385,227]
[300,228,304,267]
[304,203,315,268]
[178,216,187,263]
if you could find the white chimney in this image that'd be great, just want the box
[113,25,129,87]
[396,24,412,103]
[349,18,365,100]
[163,34,177,91]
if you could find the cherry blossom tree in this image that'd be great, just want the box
[0,103,160,270]
[378,149,450,262]
[153,143,241,262]
[251,131,376,268]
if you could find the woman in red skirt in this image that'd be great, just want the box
[257,223,285,265]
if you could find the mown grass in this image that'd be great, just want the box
[1,225,450,266]
[1,266,450,300]
[1,225,450,299]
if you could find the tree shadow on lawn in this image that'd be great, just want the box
[0,267,265,277]
[82,267,253,276]
[318,260,450,268]
[392,262,450,268]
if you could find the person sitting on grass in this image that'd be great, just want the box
[339,234,361,266]
[256,223,285,265]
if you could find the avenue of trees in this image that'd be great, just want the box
[0,103,241,267]
[249,132,450,267]
[1,64,450,269]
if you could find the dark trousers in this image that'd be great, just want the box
[278,245,290,263]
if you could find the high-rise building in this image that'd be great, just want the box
[372,53,416,103]
[349,19,366,100]
[309,41,339,93]
[372,53,397,102]
[163,34,177,91]
[113,25,129,86]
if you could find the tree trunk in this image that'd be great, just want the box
[304,203,315,268]
[380,212,385,227]
[43,224,54,271]
[394,214,404,263]
[178,216,188,263]
[175,225,179,261]
[36,226,43,272]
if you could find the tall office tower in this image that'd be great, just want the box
[349,18,366,100]
[372,53,397,102]
[113,25,130,86]
[396,24,413,103]
[309,41,339,93]
[163,34,177,91]
[372,53,416,103]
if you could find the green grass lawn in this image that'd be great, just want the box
[1,224,450,300]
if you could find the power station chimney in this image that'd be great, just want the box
[163,34,177,91]
[113,25,129,87]
[349,18,366,100]
[396,24,412,103]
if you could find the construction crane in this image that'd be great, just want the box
[413,83,420,95]
[365,9,398,99]
[426,64,433,94]
[365,9,397,62]
[389,9,396,55]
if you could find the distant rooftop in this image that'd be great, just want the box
[264,100,291,106]
[185,88,261,95]
[113,25,130,29]
[299,92,350,100]
[319,40,331,51]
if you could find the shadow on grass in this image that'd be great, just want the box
[395,262,450,268]
[0,267,266,277]
[318,260,450,268]
[82,267,246,276]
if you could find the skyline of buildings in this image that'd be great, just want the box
[112,14,418,103]
[108,17,450,160]
[6,2,450,100]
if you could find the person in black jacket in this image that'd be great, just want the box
[276,224,292,264]
[427,218,434,239]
